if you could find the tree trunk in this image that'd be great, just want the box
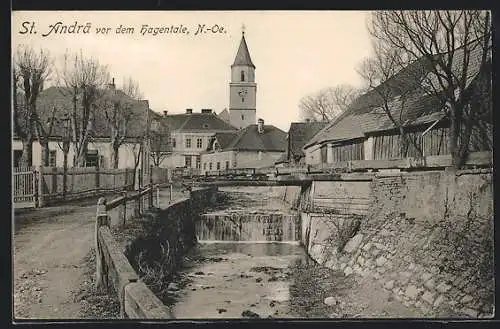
[449,106,460,169]
[74,143,88,167]
[110,143,119,169]
[19,140,33,167]
[40,141,50,166]
[62,149,68,200]
[398,126,407,158]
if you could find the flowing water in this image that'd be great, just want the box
[169,188,312,319]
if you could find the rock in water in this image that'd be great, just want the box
[324,296,338,306]
[242,310,260,318]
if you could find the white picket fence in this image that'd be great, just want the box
[13,166,37,208]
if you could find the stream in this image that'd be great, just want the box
[168,188,314,319]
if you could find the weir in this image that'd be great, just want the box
[196,211,300,243]
[170,187,310,318]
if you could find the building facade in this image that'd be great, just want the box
[200,118,287,174]
[160,109,237,170]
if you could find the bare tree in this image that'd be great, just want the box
[122,76,143,100]
[13,45,52,167]
[357,41,425,158]
[367,10,492,168]
[299,85,360,122]
[57,50,110,167]
[150,124,171,167]
[129,139,144,190]
[99,78,141,168]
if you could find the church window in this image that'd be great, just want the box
[241,70,245,81]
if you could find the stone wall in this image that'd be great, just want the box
[301,169,494,318]
[118,187,218,318]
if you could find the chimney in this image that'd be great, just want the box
[257,118,264,134]
[186,108,193,114]
[201,109,212,114]
[107,77,116,90]
[163,110,168,116]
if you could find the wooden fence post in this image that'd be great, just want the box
[95,197,110,291]
[95,166,100,192]
[134,192,141,217]
[156,184,160,208]
[121,190,128,226]
[38,165,44,208]
[149,165,154,209]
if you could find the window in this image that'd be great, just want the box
[85,150,99,167]
[196,138,203,149]
[241,114,245,120]
[185,138,191,148]
[241,70,245,81]
[172,138,176,148]
[203,163,207,170]
[185,156,192,168]
[196,155,201,169]
[225,161,229,169]
[49,150,57,167]
[216,162,221,170]
[209,163,213,170]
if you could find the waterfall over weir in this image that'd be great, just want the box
[196,210,301,244]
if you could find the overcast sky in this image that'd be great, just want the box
[12,11,373,131]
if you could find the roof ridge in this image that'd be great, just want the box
[227,125,252,149]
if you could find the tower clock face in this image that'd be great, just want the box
[238,88,248,102]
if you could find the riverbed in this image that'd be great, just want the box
[168,188,311,318]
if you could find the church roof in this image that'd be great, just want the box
[232,33,255,68]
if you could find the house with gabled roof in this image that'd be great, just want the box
[303,38,492,166]
[158,108,238,170]
[276,120,328,167]
[12,81,154,170]
[200,118,287,173]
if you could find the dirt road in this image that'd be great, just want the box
[13,201,101,320]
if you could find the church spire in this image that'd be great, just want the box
[232,25,255,68]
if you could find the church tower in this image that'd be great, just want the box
[229,26,257,129]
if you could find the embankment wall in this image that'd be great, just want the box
[300,169,494,318]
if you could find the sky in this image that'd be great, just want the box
[12,11,373,131]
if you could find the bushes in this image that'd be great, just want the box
[124,206,194,301]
